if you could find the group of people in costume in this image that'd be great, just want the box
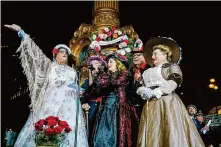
[5,24,205,147]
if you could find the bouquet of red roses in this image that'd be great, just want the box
[34,116,72,146]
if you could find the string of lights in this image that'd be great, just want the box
[1,45,9,48]
[10,87,29,100]
[209,78,219,90]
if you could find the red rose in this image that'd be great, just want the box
[45,116,59,127]
[45,119,57,127]
[52,48,59,54]
[124,40,129,44]
[45,116,59,121]
[64,126,72,133]
[96,37,101,42]
[107,31,112,37]
[94,47,100,53]
[45,127,54,136]
[35,122,43,131]
[54,126,63,134]
[101,56,106,61]
[37,119,45,126]
[111,27,116,31]
[58,121,69,128]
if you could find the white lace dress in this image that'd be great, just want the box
[14,34,88,147]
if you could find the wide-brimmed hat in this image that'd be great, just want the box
[144,36,182,67]
[106,53,130,69]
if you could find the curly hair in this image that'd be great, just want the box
[153,44,172,62]
[115,58,127,72]
[108,57,127,72]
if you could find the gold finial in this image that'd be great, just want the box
[93,0,119,28]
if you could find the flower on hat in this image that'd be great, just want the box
[53,44,71,55]
[52,48,59,55]
[117,54,128,61]
[94,47,100,53]
[100,55,106,60]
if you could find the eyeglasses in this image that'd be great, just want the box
[59,51,68,55]
[133,53,143,58]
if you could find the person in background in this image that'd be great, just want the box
[196,111,213,147]
[5,129,17,147]
[187,104,202,133]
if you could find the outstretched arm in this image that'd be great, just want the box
[5,24,52,109]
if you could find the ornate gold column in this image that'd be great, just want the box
[93,0,119,28]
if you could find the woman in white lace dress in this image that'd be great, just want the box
[4,24,88,147]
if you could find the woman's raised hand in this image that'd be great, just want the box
[4,24,21,32]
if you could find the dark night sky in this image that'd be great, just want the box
[1,1,221,134]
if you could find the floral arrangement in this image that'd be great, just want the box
[88,26,144,65]
[89,26,134,54]
[35,116,72,146]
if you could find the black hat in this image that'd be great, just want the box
[195,110,204,117]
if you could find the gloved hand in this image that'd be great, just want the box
[4,24,21,32]
[82,103,90,110]
[4,24,26,40]
[137,86,153,100]
[152,88,163,99]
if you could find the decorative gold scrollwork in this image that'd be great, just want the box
[71,23,95,44]
[119,25,139,41]
[93,12,120,28]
